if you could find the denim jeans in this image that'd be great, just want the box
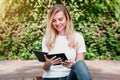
[42,60,92,80]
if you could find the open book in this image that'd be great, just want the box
[33,50,68,62]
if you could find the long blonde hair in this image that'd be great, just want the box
[45,4,78,50]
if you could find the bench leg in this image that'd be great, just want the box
[33,76,42,80]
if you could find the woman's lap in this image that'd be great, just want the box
[42,60,91,80]
[68,60,92,80]
[42,76,67,80]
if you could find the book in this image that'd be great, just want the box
[33,50,68,62]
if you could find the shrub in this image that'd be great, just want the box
[0,0,120,60]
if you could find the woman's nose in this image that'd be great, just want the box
[56,20,60,25]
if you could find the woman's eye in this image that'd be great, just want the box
[59,17,63,21]
[52,19,56,22]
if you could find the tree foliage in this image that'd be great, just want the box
[0,0,120,60]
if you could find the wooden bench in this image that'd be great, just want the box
[33,76,42,80]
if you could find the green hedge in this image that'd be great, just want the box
[0,0,120,60]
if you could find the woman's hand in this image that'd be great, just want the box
[43,55,62,70]
[61,60,74,68]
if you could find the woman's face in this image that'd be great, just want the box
[52,11,67,35]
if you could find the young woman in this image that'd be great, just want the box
[41,4,91,80]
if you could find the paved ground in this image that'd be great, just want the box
[0,60,120,80]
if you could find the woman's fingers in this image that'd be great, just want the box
[44,55,48,60]
[52,58,62,65]
[44,54,62,65]
[43,55,62,70]
[61,60,74,68]
[50,56,57,61]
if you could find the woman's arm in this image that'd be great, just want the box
[75,52,84,62]
[61,53,84,68]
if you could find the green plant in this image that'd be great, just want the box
[0,0,120,60]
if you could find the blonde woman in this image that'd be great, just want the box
[41,4,91,80]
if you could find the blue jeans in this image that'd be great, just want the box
[42,60,92,80]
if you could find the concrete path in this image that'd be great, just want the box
[0,60,120,80]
